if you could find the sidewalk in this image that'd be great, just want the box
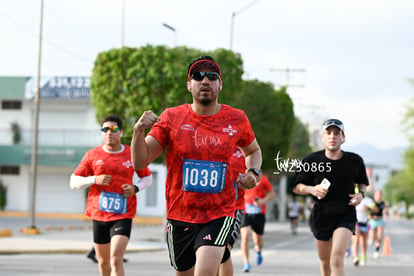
[0,212,290,255]
[0,211,167,254]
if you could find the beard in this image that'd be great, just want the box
[199,97,212,106]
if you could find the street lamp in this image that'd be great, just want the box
[25,0,44,234]
[229,0,259,50]
[121,0,125,47]
[162,23,176,47]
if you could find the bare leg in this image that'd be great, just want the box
[315,239,332,276]
[330,227,352,276]
[95,243,111,276]
[240,227,250,265]
[218,247,233,276]
[109,235,129,276]
[193,245,224,276]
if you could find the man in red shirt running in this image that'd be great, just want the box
[131,56,262,276]
[70,115,152,276]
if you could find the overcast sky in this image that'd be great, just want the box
[1,0,413,151]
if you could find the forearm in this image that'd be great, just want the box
[357,183,367,193]
[131,127,150,170]
[244,145,262,171]
[70,174,96,190]
[293,183,313,196]
[134,175,153,192]
[262,190,275,203]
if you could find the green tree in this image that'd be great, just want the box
[288,117,312,160]
[383,170,414,216]
[384,78,414,213]
[231,81,294,172]
[90,45,244,143]
[90,45,295,171]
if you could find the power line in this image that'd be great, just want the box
[269,68,306,88]
[0,10,93,65]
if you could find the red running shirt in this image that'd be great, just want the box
[244,174,273,215]
[148,104,255,223]
[73,144,151,222]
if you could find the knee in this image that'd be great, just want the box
[110,255,124,268]
[330,255,344,269]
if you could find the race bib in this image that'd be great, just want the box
[99,191,127,214]
[182,159,227,193]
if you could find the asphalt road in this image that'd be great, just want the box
[0,216,413,275]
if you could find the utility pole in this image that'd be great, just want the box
[269,68,306,88]
[24,0,44,235]
[121,0,125,47]
[270,67,306,223]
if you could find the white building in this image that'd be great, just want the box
[0,76,166,217]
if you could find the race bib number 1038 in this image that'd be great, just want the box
[182,159,227,193]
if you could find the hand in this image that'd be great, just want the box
[95,175,112,186]
[122,184,135,197]
[134,110,160,132]
[237,173,257,190]
[313,184,328,199]
[349,193,363,205]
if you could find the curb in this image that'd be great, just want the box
[0,211,164,225]
[0,211,164,237]
[0,247,166,255]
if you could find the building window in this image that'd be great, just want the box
[0,166,20,175]
[1,100,22,110]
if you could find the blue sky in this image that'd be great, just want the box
[1,0,413,150]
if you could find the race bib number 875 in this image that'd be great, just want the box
[182,159,227,193]
[99,191,127,214]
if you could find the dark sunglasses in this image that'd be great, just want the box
[101,126,120,133]
[323,119,343,126]
[190,71,221,81]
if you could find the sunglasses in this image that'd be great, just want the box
[323,119,343,126]
[190,71,221,81]
[101,126,120,133]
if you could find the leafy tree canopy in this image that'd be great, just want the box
[90,45,296,171]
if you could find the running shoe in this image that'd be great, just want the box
[256,252,263,265]
[87,251,98,263]
[243,263,251,273]
[360,255,366,266]
[373,251,379,259]
[345,248,351,257]
[353,257,359,266]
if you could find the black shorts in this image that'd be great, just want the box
[310,203,355,241]
[227,209,244,248]
[241,213,266,235]
[166,216,234,272]
[93,218,132,244]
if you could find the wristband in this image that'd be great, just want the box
[360,191,365,198]
[134,185,139,193]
